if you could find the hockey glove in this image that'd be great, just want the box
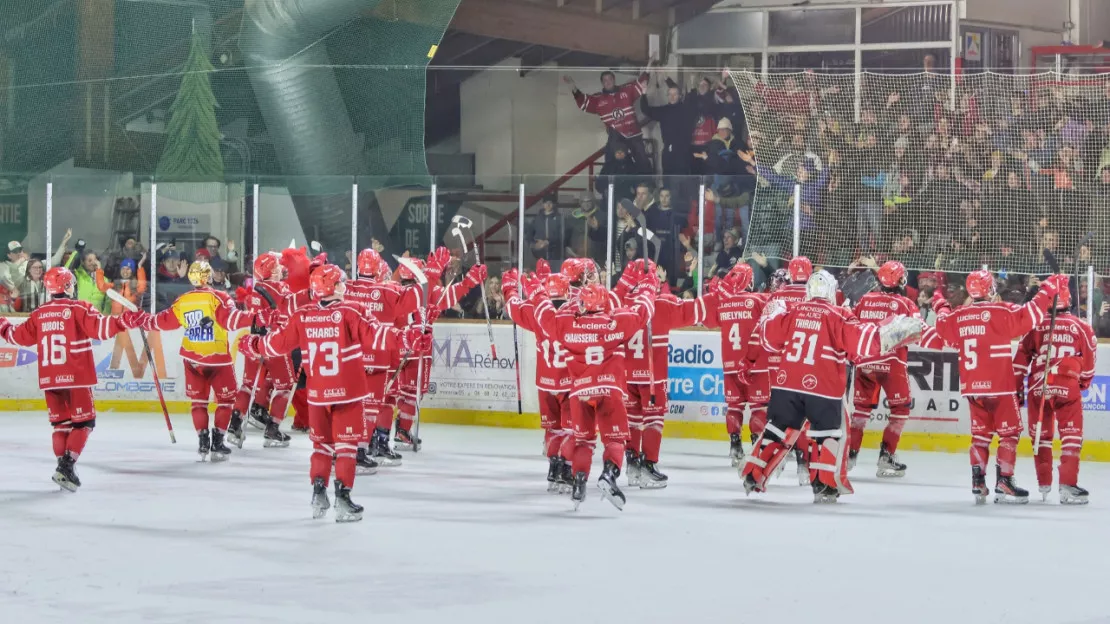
[535,259,551,279]
[501,268,521,297]
[402,325,432,355]
[463,263,487,289]
[119,310,150,330]
[931,291,952,316]
[238,334,262,360]
[427,246,450,273]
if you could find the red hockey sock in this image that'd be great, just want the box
[291,389,309,429]
[749,406,768,439]
[572,442,594,476]
[558,431,575,460]
[1034,446,1054,487]
[213,404,232,432]
[882,416,906,453]
[232,387,252,415]
[602,441,624,469]
[52,427,68,458]
[397,397,416,432]
[849,411,869,453]
[996,436,1018,477]
[191,403,209,431]
[642,416,664,463]
[269,390,292,424]
[310,448,332,485]
[65,427,91,460]
[375,404,394,431]
[969,439,990,472]
[1060,433,1083,487]
[628,427,643,456]
[334,445,357,489]
[543,429,561,458]
[725,406,742,435]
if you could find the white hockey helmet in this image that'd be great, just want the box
[805,269,838,303]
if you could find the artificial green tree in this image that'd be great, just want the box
[157,30,224,180]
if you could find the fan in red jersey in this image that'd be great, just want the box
[531,267,657,511]
[345,248,419,469]
[703,262,767,466]
[0,267,142,491]
[503,263,575,492]
[847,261,920,478]
[742,270,917,503]
[228,251,295,449]
[615,259,711,489]
[932,270,1065,504]
[1013,281,1095,504]
[240,265,430,522]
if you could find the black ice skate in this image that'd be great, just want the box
[371,427,402,467]
[311,477,331,519]
[571,471,588,510]
[247,403,270,430]
[262,419,291,448]
[729,433,744,468]
[227,410,246,449]
[52,453,80,493]
[355,447,379,475]
[333,482,363,523]
[743,473,761,496]
[876,443,906,478]
[547,456,564,493]
[559,461,574,495]
[1060,484,1089,505]
[625,449,642,487]
[994,467,1028,505]
[795,447,810,486]
[847,449,858,472]
[209,429,232,463]
[394,426,421,452]
[197,428,211,462]
[971,465,989,505]
[598,460,626,511]
[812,481,840,504]
[639,460,668,490]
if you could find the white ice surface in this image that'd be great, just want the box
[2,413,1109,624]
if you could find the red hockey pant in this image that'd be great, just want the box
[234,355,295,422]
[849,366,911,454]
[184,362,237,432]
[570,390,629,478]
[624,381,668,462]
[724,371,769,441]
[396,356,431,432]
[309,400,365,489]
[45,387,96,461]
[539,389,573,460]
[968,395,1022,478]
[361,368,391,442]
[1027,393,1084,487]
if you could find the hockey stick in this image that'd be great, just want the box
[507,222,524,416]
[383,275,455,395]
[106,289,175,444]
[451,215,498,359]
[631,209,658,406]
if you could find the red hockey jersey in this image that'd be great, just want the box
[243,280,291,321]
[505,295,571,393]
[573,74,649,139]
[0,298,126,390]
[704,291,766,374]
[853,291,919,368]
[346,278,418,370]
[934,293,1051,397]
[259,300,399,405]
[760,299,879,400]
[1013,313,1096,400]
[534,290,655,398]
[625,293,709,385]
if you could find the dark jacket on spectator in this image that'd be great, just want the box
[596,157,643,204]
[525,211,570,265]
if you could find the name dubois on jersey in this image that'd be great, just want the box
[41,321,66,333]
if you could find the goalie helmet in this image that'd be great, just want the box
[188,260,212,287]
[877,261,906,289]
[965,270,996,300]
[723,262,753,294]
[43,266,76,296]
[770,268,790,292]
[357,249,385,280]
[788,256,813,283]
[253,252,284,281]
[805,269,838,303]
[578,283,610,313]
[310,264,346,298]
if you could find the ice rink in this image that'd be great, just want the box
[2,413,1109,624]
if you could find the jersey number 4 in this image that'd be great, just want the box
[308,341,340,377]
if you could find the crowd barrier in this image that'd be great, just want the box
[1,317,1108,460]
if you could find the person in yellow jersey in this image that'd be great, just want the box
[123,260,265,461]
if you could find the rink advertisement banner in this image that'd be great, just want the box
[423,323,523,414]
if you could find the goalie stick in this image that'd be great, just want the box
[451,215,498,359]
[105,289,175,444]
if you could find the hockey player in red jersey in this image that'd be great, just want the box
[0,267,140,491]
[1013,284,1096,504]
[503,265,575,492]
[848,261,919,477]
[742,270,919,502]
[618,259,710,489]
[703,263,766,466]
[240,265,429,521]
[932,270,1065,504]
[126,260,261,461]
[345,248,418,468]
[531,268,657,510]
[228,251,294,449]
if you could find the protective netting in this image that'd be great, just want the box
[733,70,1110,277]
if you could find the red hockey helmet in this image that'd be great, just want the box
[723,262,754,294]
[965,270,997,300]
[396,258,425,282]
[357,249,385,279]
[43,266,75,296]
[877,261,906,289]
[253,252,284,281]
[578,283,610,313]
[545,273,571,300]
[788,256,813,282]
[310,264,346,298]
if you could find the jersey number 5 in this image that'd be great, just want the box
[308,341,340,377]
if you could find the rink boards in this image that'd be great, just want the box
[1,318,1109,460]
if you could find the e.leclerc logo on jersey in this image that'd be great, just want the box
[667,343,714,366]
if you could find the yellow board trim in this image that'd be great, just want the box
[5,400,1110,462]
